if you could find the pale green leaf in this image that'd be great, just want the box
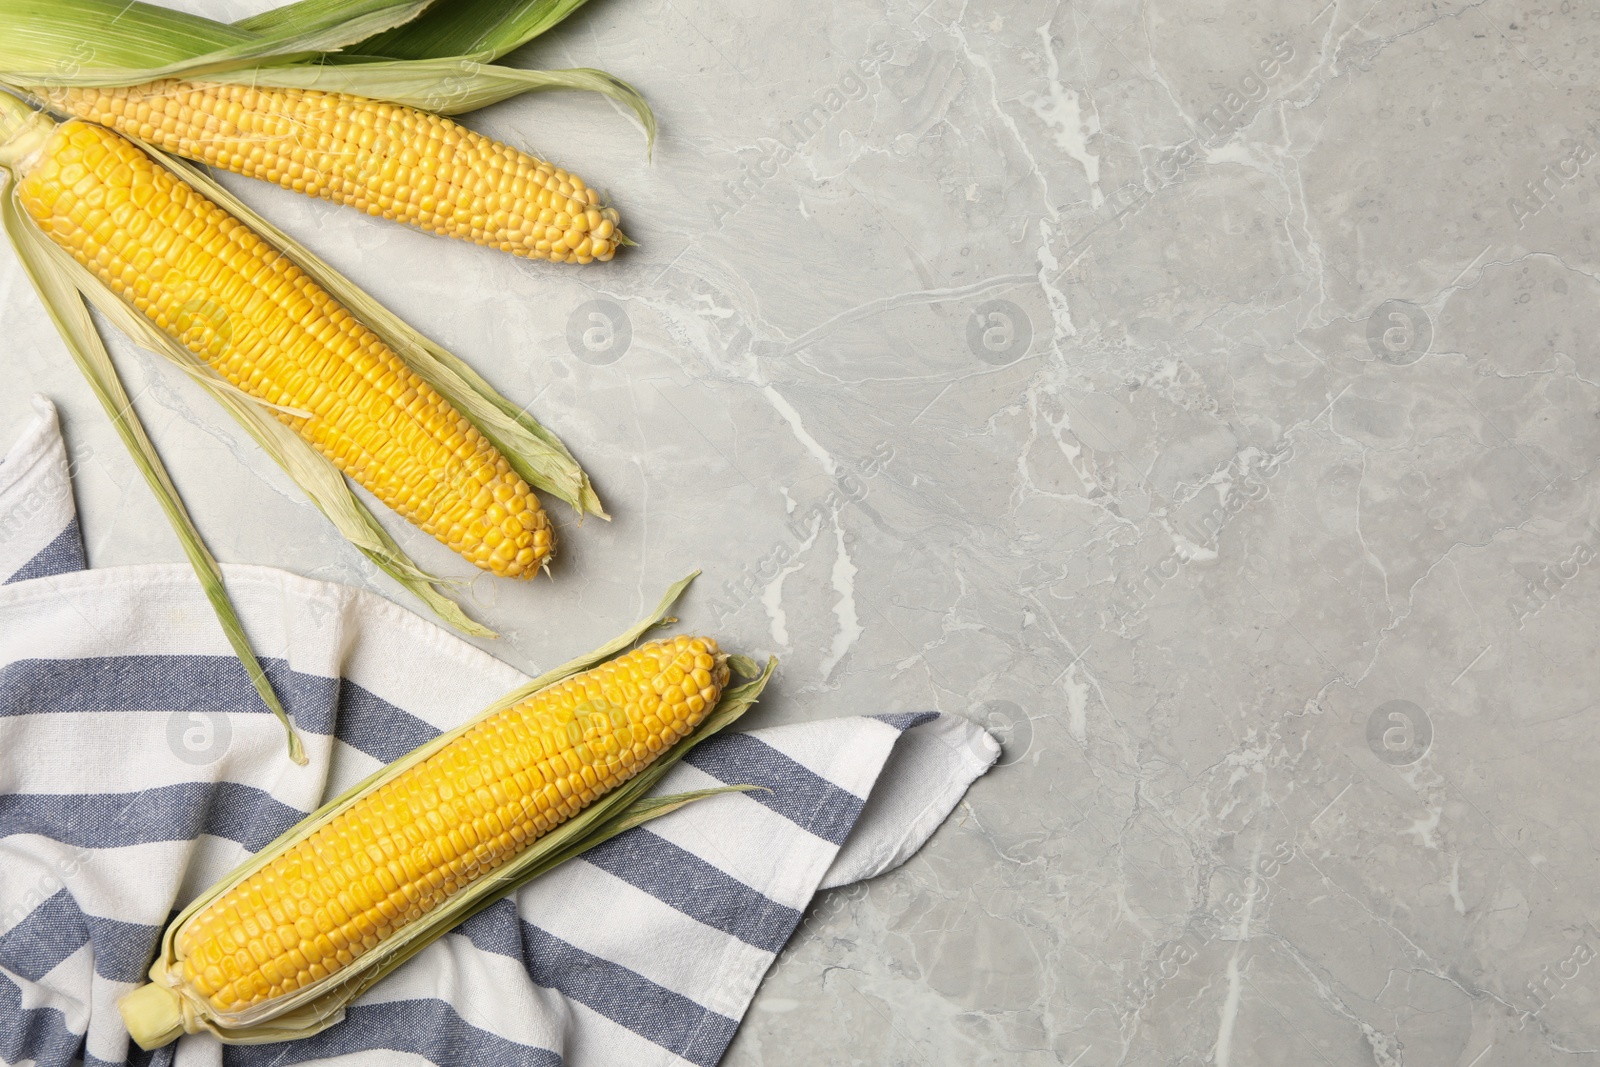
[0,0,651,144]
[0,0,251,77]
[1,177,307,765]
[546,783,765,853]
[244,0,592,62]
[233,0,433,36]
[0,0,434,85]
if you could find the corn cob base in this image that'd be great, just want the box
[13,118,554,577]
[120,636,729,1047]
[42,81,624,265]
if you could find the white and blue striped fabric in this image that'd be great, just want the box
[0,397,999,1067]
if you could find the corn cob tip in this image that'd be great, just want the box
[119,982,184,1050]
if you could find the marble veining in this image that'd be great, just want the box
[2,0,1598,1063]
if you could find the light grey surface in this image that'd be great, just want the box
[3,1,1599,1064]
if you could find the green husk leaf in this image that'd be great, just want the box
[146,575,776,1043]
[242,0,593,62]
[0,174,307,766]
[0,0,435,85]
[232,0,434,36]
[204,56,654,143]
[54,248,497,638]
[0,0,254,76]
[141,142,607,521]
[0,0,652,142]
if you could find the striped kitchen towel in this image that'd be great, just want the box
[0,397,1000,1067]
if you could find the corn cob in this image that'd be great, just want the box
[120,635,731,1048]
[40,80,624,265]
[7,113,553,577]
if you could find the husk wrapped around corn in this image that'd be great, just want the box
[4,103,556,577]
[119,585,776,1048]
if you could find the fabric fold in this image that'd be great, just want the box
[0,396,86,586]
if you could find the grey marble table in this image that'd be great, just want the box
[4,1,1598,1064]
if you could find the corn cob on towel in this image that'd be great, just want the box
[0,397,999,1067]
